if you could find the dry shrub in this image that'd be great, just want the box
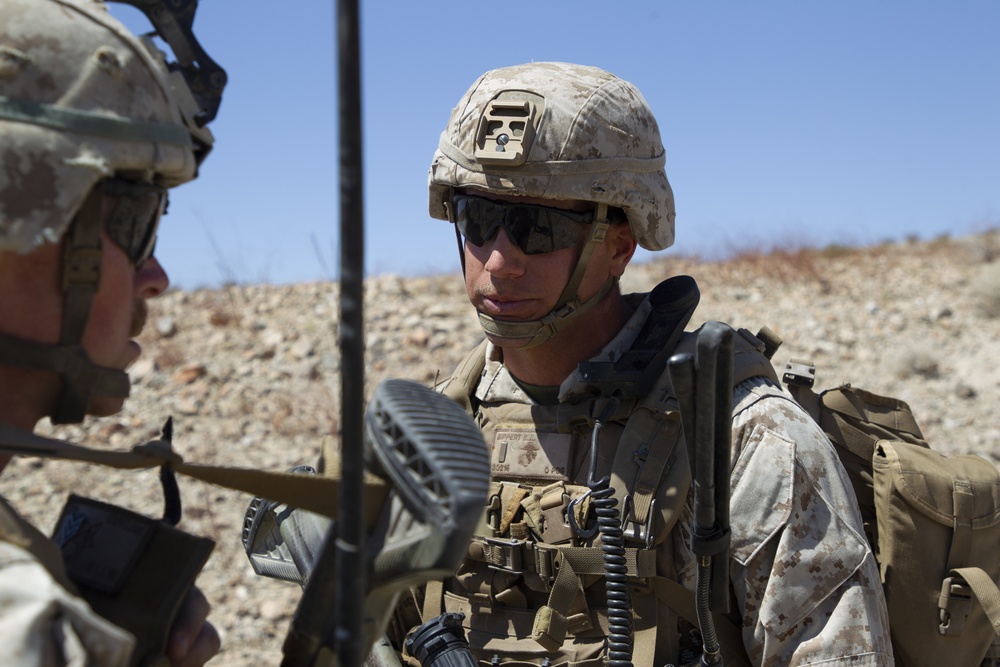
[720,244,831,291]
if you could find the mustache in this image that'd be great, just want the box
[130,300,148,338]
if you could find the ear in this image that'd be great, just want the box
[606,223,638,278]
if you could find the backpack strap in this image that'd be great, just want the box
[944,567,1000,637]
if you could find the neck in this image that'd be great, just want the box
[500,288,633,387]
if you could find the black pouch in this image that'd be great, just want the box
[53,494,215,667]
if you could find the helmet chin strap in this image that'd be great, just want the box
[476,203,615,349]
[0,186,130,425]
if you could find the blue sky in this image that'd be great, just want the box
[109,1,1000,289]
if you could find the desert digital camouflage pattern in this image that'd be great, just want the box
[428,61,676,251]
[0,0,198,253]
[433,295,894,666]
[0,498,136,667]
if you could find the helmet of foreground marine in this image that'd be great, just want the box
[0,0,220,423]
[428,61,675,346]
[0,0,209,253]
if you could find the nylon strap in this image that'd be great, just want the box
[610,409,681,530]
[421,579,445,621]
[947,479,975,574]
[949,567,1000,635]
[0,95,192,147]
[52,185,125,424]
[631,585,659,667]
[533,555,584,650]
[0,424,387,522]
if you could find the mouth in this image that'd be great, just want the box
[479,293,536,319]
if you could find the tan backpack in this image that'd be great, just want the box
[753,327,1000,667]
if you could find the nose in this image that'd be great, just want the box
[480,226,527,277]
[135,255,170,299]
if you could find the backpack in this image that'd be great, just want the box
[436,272,1000,666]
[747,325,1000,667]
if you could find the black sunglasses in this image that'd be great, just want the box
[452,193,595,255]
[101,178,167,267]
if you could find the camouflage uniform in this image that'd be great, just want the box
[0,0,216,663]
[417,295,893,667]
[394,61,895,666]
[0,498,135,666]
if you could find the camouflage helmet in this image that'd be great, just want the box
[0,0,220,424]
[429,61,675,251]
[0,0,209,254]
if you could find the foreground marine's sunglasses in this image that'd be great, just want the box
[101,178,168,267]
[452,193,595,255]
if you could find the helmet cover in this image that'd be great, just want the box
[0,0,200,253]
[429,61,675,251]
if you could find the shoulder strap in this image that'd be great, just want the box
[0,424,386,523]
[671,326,779,390]
[441,339,488,415]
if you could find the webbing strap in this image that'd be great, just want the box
[560,546,657,578]
[533,556,585,650]
[623,412,682,528]
[421,579,444,621]
[0,424,387,522]
[949,567,1000,635]
[468,537,657,579]
[947,479,976,573]
[631,586,659,667]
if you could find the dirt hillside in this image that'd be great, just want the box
[6,232,999,665]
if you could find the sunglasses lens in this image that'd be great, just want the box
[454,195,591,255]
[103,179,166,266]
[454,196,500,246]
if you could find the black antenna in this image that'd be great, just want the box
[278,2,365,664]
[333,0,366,665]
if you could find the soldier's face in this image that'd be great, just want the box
[84,225,170,416]
[461,192,622,346]
[0,192,169,422]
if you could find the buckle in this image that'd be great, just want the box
[782,359,816,388]
[483,537,524,573]
[939,575,973,636]
[621,496,656,549]
[533,543,558,582]
[62,246,103,289]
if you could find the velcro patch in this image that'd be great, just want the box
[492,429,571,481]
[53,495,156,595]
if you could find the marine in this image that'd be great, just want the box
[384,61,894,667]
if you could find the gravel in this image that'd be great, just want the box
[4,231,998,665]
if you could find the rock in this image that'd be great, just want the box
[7,232,998,667]
[955,383,977,399]
[173,363,207,384]
[156,317,177,337]
[128,357,156,383]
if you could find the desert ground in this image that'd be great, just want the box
[6,231,999,665]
